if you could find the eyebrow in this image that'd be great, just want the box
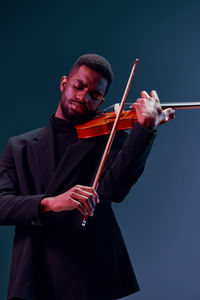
[76,79,103,96]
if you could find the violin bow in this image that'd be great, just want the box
[81,59,139,227]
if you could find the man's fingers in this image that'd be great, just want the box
[164,108,176,118]
[150,90,160,103]
[76,185,99,204]
[71,198,88,216]
[141,91,150,100]
[75,188,96,208]
[161,108,176,122]
[166,108,176,115]
[71,191,94,216]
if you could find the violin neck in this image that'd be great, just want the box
[161,102,200,110]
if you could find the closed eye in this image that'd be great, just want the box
[73,84,83,90]
[91,95,99,101]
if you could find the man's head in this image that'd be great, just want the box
[57,54,113,123]
[69,54,113,94]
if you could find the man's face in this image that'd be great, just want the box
[59,65,108,122]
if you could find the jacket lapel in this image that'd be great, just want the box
[31,122,96,195]
[45,139,96,195]
[31,123,56,189]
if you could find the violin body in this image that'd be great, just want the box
[76,110,138,139]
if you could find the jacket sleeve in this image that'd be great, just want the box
[0,138,46,227]
[97,122,156,203]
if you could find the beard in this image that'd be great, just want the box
[60,98,97,125]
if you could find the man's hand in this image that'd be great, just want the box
[40,185,99,216]
[133,90,175,130]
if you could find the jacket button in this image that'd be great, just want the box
[31,220,37,226]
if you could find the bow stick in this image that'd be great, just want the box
[82,59,139,227]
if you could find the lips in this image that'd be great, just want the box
[71,101,88,113]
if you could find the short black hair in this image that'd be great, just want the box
[69,54,113,95]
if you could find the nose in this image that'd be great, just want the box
[76,90,90,103]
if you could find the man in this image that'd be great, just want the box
[0,54,175,300]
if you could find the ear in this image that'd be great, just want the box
[60,76,68,92]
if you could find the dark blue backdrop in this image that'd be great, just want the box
[1,0,200,299]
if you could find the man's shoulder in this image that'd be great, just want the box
[8,123,52,149]
[11,127,45,142]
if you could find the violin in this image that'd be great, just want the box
[80,58,200,227]
[76,102,200,139]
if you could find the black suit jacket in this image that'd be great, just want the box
[0,121,156,300]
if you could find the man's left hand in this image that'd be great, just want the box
[133,90,175,130]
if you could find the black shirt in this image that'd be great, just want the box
[50,115,78,166]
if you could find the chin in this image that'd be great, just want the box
[62,111,87,124]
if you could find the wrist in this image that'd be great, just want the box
[139,120,156,131]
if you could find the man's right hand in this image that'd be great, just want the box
[40,185,99,217]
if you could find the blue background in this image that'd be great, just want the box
[1,0,200,299]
